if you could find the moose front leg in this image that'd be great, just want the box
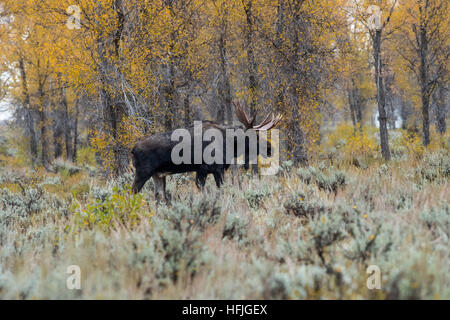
[153,174,168,203]
[195,171,208,189]
[132,171,150,194]
[213,170,224,188]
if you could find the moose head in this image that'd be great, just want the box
[232,101,282,169]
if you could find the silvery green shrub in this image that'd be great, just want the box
[420,202,450,239]
[297,166,346,194]
[417,150,450,183]
[223,212,249,241]
[245,189,269,210]
[153,219,207,284]
[284,192,328,218]
[158,197,221,233]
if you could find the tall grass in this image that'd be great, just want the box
[0,149,448,299]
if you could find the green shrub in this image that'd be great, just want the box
[71,186,150,230]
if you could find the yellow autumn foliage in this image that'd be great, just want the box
[324,123,379,162]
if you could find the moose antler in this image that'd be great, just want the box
[233,101,256,129]
[233,101,282,131]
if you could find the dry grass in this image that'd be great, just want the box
[0,150,449,299]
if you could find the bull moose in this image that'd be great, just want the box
[131,102,282,201]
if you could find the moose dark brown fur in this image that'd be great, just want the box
[131,102,281,201]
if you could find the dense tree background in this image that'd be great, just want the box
[0,0,448,175]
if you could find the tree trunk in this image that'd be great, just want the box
[72,100,79,162]
[61,87,72,160]
[218,31,232,124]
[275,0,284,49]
[290,88,308,165]
[289,2,309,165]
[52,102,63,159]
[348,78,364,131]
[25,108,38,165]
[417,24,431,146]
[400,96,411,130]
[18,57,38,164]
[347,83,357,127]
[243,0,259,175]
[434,82,447,134]
[373,30,391,160]
[37,86,50,170]
[103,91,128,176]
[355,99,363,130]
[243,0,258,117]
[95,0,129,176]
[183,94,191,127]
[421,87,431,146]
[164,57,176,130]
